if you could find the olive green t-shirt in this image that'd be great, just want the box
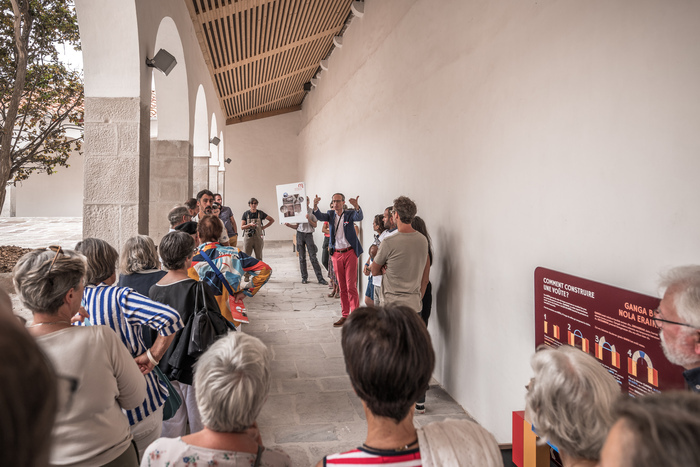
[374,231,428,312]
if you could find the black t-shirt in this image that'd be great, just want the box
[148,279,217,385]
[242,210,268,237]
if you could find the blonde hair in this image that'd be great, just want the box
[119,235,159,275]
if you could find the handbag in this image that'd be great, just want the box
[153,365,182,421]
[199,248,250,324]
[189,280,234,357]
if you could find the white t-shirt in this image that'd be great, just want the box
[373,228,398,288]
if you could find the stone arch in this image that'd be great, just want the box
[152,16,189,141]
[193,85,210,194]
[147,16,192,240]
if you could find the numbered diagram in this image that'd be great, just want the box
[594,336,620,368]
[628,350,658,387]
[567,328,590,353]
[544,319,560,339]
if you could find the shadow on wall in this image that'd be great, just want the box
[434,227,470,391]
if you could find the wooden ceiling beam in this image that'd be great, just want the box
[218,62,318,99]
[226,105,302,125]
[214,23,341,75]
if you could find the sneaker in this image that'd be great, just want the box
[318,279,328,285]
[415,403,425,414]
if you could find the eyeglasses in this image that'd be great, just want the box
[652,308,699,329]
[45,245,64,276]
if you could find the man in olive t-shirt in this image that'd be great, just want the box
[372,196,430,313]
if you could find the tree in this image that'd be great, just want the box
[0,0,82,210]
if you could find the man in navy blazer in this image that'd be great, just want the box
[314,193,363,327]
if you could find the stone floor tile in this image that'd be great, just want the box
[269,360,299,380]
[296,357,347,378]
[271,343,326,361]
[320,342,344,358]
[285,329,337,344]
[278,378,323,395]
[257,394,297,426]
[317,375,352,392]
[272,424,338,444]
[295,392,356,424]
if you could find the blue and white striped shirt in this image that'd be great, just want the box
[80,284,183,425]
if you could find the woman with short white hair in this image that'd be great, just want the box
[525,345,620,467]
[142,333,291,466]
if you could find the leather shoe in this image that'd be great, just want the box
[333,317,347,327]
[318,279,328,285]
[301,279,309,284]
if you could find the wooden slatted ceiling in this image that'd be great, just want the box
[186,0,354,125]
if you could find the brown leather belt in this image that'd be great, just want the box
[335,247,353,253]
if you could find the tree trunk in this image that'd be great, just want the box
[0,0,33,211]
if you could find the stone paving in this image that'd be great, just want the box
[2,218,473,466]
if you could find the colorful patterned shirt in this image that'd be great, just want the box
[80,284,184,425]
[142,437,291,467]
[188,242,272,323]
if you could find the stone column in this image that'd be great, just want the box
[149,140,193,242]
[193,155,209,196]
[209,165,219,193]
[83,97,150,249]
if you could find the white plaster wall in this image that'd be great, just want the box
[14,149,84,217]
[223,113,301,242]
[298,0,700,441]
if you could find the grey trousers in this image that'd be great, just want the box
[297,231,325,281]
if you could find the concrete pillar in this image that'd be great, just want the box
[83,97,150,249]
[209,165,219,193]
[217,171,225,199]
[193,155,209,196]
[149,140,193,242]
[1,185,16,217]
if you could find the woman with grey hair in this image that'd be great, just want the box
[142,333,291,466]
[14,247,146,466]
[525,345,620,467]
[117,235,166,297]
[75,238,184,457]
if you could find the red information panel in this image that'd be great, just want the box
[535,267,686,396]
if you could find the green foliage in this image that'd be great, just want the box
[0,0,83,185]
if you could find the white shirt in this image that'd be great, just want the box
[333,211,351,249]
[297,208,317,234]
[373,228,398,287]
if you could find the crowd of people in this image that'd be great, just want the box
[3,190,700,466]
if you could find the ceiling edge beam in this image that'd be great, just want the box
[220,63,318,99]
[226,105,302,125]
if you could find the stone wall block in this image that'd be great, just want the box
[84,157,140,204]
[84,97,141,123]
[117,122,142,157]
[151,157,189,179]
[84,123,118,156]
[83,204,121,247]
[193,157,210,194]
[160,181,186,201]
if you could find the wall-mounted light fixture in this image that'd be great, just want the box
[303,82,313,92]
[146,49,178,76]
[225,158,232,164]
[209,136,221,146]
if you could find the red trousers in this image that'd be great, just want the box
[331,249,359,317]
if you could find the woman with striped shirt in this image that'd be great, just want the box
[75,238,184,458]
